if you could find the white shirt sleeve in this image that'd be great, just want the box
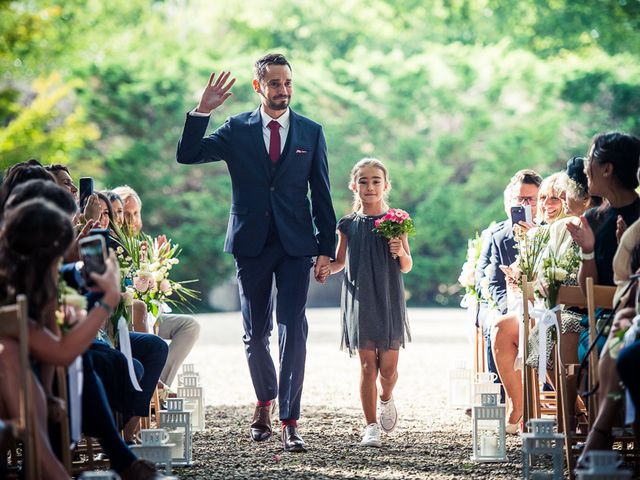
[189,108,211,117]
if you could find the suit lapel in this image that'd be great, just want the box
[247,107,271,177]
[502,229,517,265]
[273,110,298,182]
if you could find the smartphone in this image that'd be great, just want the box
[89,228,113,251]
[79,234,107,288]
[511,205,532,226]
[79,177,94,211]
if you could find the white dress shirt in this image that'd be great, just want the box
[189,106,290,156]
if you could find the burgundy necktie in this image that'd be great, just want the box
[267,120,281,164]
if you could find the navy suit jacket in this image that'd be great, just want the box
[487,223,518,314]
[177,107,336,258]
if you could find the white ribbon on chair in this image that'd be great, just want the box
[508,290,525,371]
[623,315,640,424]
[68,356,83,443]
[117,316,142,392]
[530,304,562,383]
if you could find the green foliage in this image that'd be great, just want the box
[2,0,639,307]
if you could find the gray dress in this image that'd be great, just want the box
[338,212,410,356]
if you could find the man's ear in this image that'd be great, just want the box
[252,78,261,94]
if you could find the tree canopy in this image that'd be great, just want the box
[2,0,639,307]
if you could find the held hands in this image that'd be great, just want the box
[196,71,236,114]
[314,255,331,284]
[566,215,595,254]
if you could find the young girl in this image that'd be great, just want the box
[319,158,412,447]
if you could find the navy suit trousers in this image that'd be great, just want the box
[235,240,313,421]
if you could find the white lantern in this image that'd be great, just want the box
[177,371,200,387]
[182,363,195,373]
[449,360,472,408]
[177,382,205,432]
[471,393,507,462]
[473,372,502,406]
[130,428,173,475]
[575,450,632,480]
[159,397,192,465]
[79,471,121,480]
[521,419,564,479]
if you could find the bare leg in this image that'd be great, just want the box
[582,349,621,453]
[378,349,399,402]
[132,300,147,333]
[491,314,522,423]
[0,340,69,479]
[123,416,141,443]
[358,349,378,425]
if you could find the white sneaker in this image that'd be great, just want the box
[360,423,382,447]
[378,396,398,433]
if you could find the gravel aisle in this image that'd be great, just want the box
[172,308,524,479]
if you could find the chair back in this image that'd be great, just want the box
[0,295,40,480]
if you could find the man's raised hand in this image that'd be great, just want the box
[196,71,236,114]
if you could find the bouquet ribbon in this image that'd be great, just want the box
[623,315,640,424]
[117,316,143,392]
[460,294,478,326]
[530,304,561,383]
[68,356,83,443]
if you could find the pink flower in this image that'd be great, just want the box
[374,218,382,228]
[159,279,171,293]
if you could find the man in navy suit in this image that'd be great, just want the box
[176,53,336,452]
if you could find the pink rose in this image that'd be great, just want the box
[374,219,382,228]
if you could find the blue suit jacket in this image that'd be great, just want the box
[177,107,336,258]
[487,223,518,314]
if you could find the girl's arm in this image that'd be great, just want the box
[389,235,412,273]
[318,231,347,280]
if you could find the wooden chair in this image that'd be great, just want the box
[0,295,40,480]
[554,279,619,479]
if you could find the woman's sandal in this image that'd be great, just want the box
[576,427,614,469]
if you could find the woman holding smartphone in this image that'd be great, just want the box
[0,198,121,479]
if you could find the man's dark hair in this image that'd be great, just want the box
[44,164,71,175]
[253,53,291,83]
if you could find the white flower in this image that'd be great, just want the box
[123,288,135,307]
[63,291,87,310]
[554,268,568,282]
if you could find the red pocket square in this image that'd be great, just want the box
[295,149,308,154]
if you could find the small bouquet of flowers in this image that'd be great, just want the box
[56,278,89,335]
[458,233,482,302]
[115,231,199,320]
[514,226,550,286]
[373,208,416,258]
[534,245,580,308]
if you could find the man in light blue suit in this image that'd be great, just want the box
[177,53,336,452]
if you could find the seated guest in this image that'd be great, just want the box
[5,181,168,479]
[0,199,121,479]
[474,185,512,402]
[113,185,200,389]
[488,169,542,433]
[103,190,125,228]
[567,132,640,359]
[43,164,79,202]
[615,308,640,444]
[566,132,640,461]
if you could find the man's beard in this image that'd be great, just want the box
[267,96,290,111]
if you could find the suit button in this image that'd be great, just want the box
[270,186,275,191]
[265,211,270,217]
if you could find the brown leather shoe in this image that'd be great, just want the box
[282,425,307,452]
[250,405,273,441]
[120,459,170,480]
